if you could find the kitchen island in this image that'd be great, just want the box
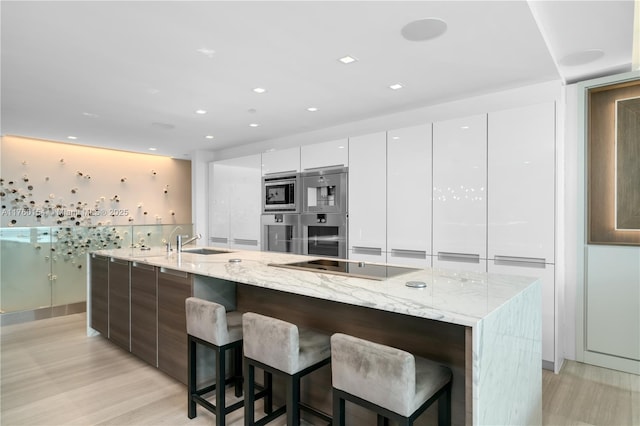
[88,247,541,426]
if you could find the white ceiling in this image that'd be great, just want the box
[1,1,635,159]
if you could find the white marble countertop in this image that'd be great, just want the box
[92,247,538,328]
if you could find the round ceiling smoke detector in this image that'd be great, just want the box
[558,49,605,67]
[401,18,447,42]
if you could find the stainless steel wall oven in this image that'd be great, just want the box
[300,213,347,258]
[261,213,301,254]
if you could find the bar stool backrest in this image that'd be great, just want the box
[331,333,417,417]
[242,312,299,374]
[185,297,232,346]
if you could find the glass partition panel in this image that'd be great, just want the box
[50,226,131,307]
[1,224,193,314]
[0,227,52,312]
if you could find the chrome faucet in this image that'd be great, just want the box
[166,226,183,252]
[177,233,202,252]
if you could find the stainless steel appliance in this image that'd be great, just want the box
[269,258,419,281]
[301,167,347,213]
[261,213,301,254]
[300,212,347,258]
[262,173,300,213]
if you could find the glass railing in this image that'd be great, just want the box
[0,224,193,314]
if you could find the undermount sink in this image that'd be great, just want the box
[181,248,230,255]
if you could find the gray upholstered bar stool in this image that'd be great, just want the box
[242,312,332,426]
[331,333,453,426]
[185,297,245,425]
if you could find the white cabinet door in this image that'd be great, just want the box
[387,251,432,268]
[349,248,386,264]
[301,139,348,171]
[261,147,300,175]
[488,260,555,365]
[587,246,640,362]
[488,102,555,263]
[209,162,231,248]
[228,155,261,250]
[433,257,486,273]
[387,124,432,258]
[433,114,487,260]
[210,155,261,249]
[348,132,387,254]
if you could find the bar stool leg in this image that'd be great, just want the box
[234,345,243,398]
[188,336,197,419]
[215,347,225,426]
[333,392,345,426]
[286,374,301,425]
[377,414,389,426]
[264,371,273,414]
[244,359,255,426]
[438,384,452,426]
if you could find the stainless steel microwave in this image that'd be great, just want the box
[262,173,300,213]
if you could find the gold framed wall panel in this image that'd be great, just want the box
[588,79,640,245]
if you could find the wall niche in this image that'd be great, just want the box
[588,78,640,245]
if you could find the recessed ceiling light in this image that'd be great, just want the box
[82,112,99,118]
[391,136,400,140]
[205,135,215,139]
[401,18,448,42]
[389,83,404,90]
[253,87,267,94]
[338,55,358,64]
[67,136,78,140]
[195,109,207,115]
[249,123,260,128]
[461,126,469,130]
[558,49,605,66]
[307,107,318,112]
[149,147,157,151]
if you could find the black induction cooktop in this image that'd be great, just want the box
[269,258,420,280]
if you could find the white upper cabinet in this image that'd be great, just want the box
[387,124,432,266]
[229,156,262,250]
[210,154,261,250]
[209,162,231,247]
[348,131,387,257]
[488,102,555,263]
[433,114,488,260]
[261,147,300,175]
[300,139,348,171]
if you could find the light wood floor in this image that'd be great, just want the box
[1,313,638,426]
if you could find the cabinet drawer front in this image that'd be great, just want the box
[159,267,191,281]
[157,273,192,384]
